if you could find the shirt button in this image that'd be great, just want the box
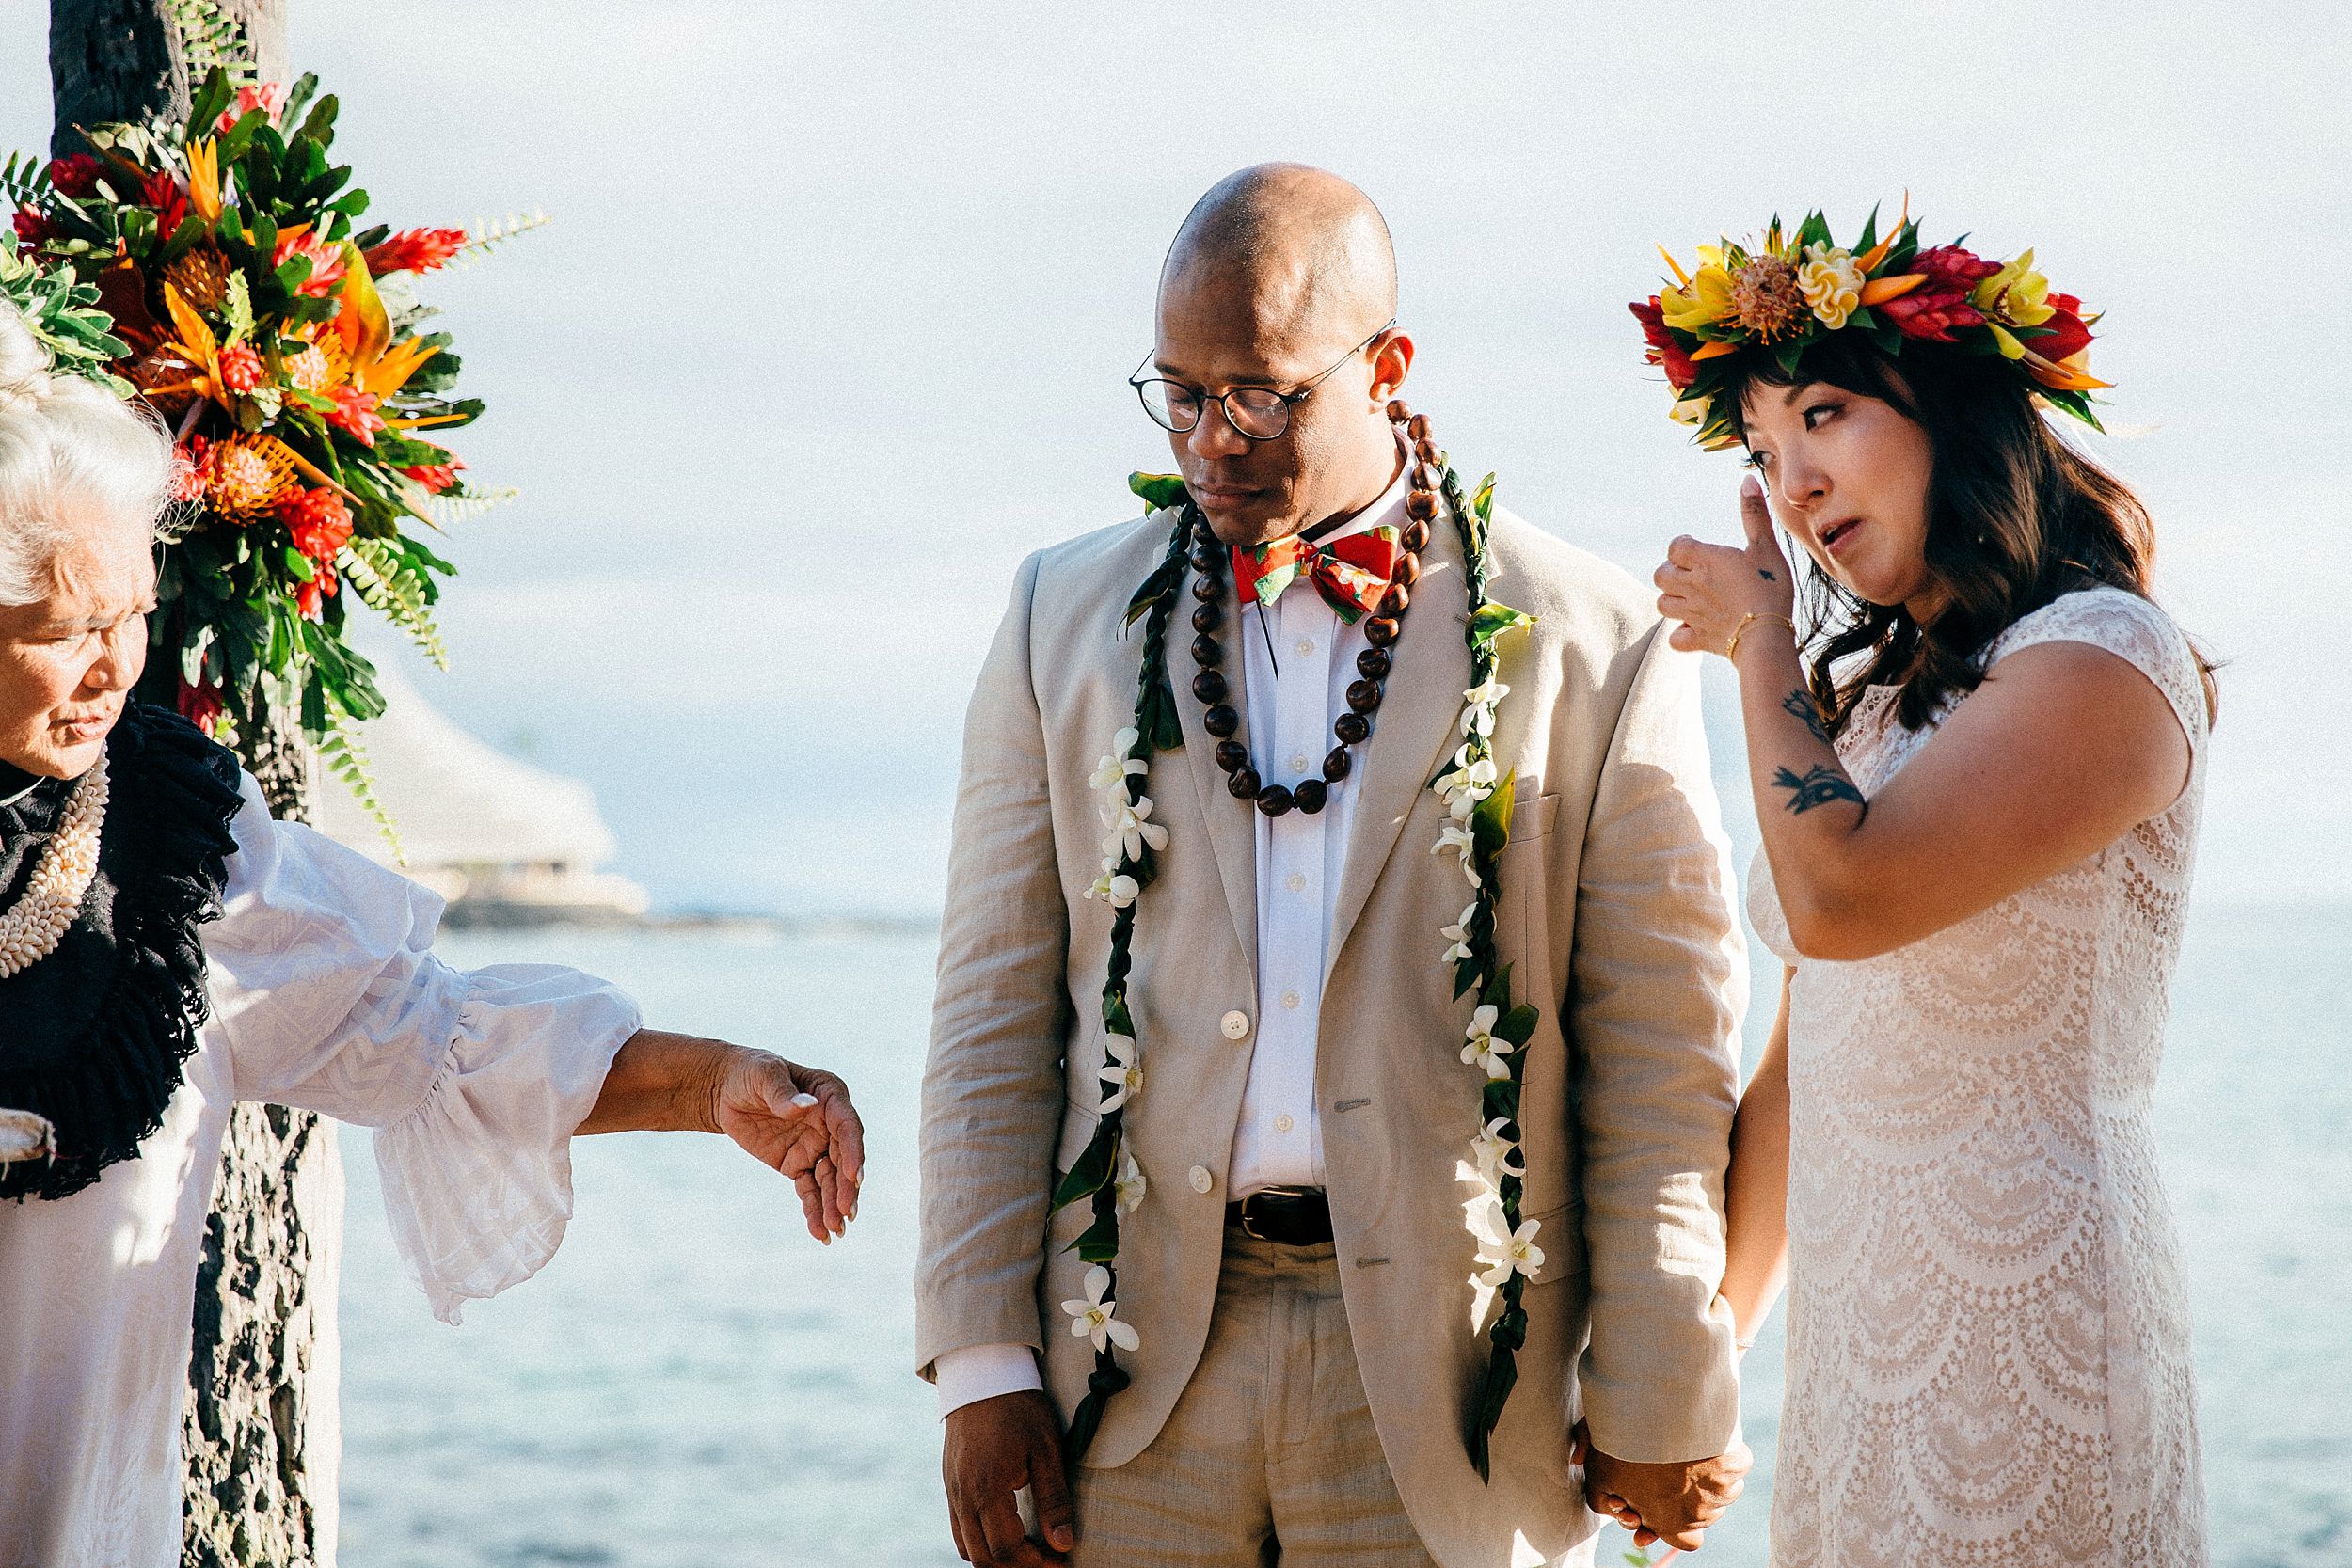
[1289,754,1309,773]
[1295,638,1315,657]
[1285,873,1306,894]
[1220,1010,1251,1041]
[1189,1165,1215,1194]
[1280,990,1301,1011]
[1275,1114,1295,1133]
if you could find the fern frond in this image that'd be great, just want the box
[428,485,520,527]
[340,538,448,669]
[1,151,47,207]
[167,0,257,83]
[447,210,550,269]
[319,696,405,863]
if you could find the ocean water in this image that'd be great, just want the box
[333,900,2352,1568]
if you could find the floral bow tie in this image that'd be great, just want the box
[1231,526,1401,626]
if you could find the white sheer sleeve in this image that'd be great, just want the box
[204,776,643,1323]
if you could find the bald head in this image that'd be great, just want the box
[1160,164,1397,348]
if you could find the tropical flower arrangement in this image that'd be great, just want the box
[4,66,536,833]
[1631,200,2107,451]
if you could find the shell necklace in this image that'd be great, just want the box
[0,756,108,978]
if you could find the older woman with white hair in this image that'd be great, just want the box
[0,300,866,1568]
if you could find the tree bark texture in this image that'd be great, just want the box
[47,8,341,1565]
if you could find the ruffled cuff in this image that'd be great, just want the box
[372,963,642,1323]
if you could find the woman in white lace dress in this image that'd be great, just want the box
[1636,218,2214,1565]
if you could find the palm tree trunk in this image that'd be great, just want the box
[47,8,343,1563]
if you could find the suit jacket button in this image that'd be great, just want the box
[1189,1165,1215,1194]
[1220,1010,1250,1040]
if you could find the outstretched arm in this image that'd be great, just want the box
[577,1028,864,1243]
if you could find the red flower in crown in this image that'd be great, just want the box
[1630,296,1697,391]
[362,228,468,277]
[2027,294,2093,363]
[217,341,265,395]
[46,154,103,199]
[1878,244,1999,342]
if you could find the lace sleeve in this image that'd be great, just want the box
[1986,588,2207,753]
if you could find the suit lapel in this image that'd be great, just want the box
[1171,560,1261,993]
[1325,515,1473,982]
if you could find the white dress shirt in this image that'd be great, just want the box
[935,453,1411,1417]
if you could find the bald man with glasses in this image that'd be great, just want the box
[916,164,1751,1568]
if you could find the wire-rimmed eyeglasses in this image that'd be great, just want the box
[1130,322,1395,442]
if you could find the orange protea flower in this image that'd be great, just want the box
[1729,255,1809,341]
[282,341,336,393]
[163,246,231,313]
[206,433,299,520]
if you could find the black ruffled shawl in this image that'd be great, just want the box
[0,702,244,1201]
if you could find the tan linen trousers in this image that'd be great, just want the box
[1060,1233,1597,1568]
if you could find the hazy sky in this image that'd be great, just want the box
[5,2,2346,911]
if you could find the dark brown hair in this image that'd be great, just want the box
[1716,336,2215,734]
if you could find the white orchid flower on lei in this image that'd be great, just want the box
[1114,1149,1148,1215]
[1434,745,1499,821]
[1432,820,1480,886]
[1098,1032,1143,1113]
[1469,1117,1525,1185]
[1090,727,1147,791]
[1063,1264,1140,1354]
[1440,902,1479,965]
[1086,860,1139,908]
[1474,1214,1546,1289]
[1459,1004,1513,1079]
[1104,795,1169,862]
[1459,677,1510,737]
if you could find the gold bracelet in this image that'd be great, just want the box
[1724,611,1796,664]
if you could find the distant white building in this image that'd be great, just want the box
[311,666,649,927]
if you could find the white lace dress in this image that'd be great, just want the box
[1747,588,2210,1567]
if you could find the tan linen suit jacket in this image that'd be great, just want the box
[916,500,1747,1568]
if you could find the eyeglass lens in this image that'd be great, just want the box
[1136,381,1294,439]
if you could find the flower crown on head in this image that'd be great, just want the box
[1630,199,2107,451]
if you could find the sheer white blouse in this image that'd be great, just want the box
[0,775,643,1568]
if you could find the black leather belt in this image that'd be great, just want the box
[1225,1187,1333,1246]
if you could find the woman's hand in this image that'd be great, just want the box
[712,1050,866,1243]
[1654,474,1796,657]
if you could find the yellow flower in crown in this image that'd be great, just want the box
[1630,200,2112,450]
[1799,244,1866,330]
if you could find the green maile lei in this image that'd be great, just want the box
[1054,456,1541,1481]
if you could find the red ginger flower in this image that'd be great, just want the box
[403,460,464,494]
[12,207,53,251]
[46,154,103,198]
[217,341,265,394]
[271,230,346,299]
[215,82,287,135]
[1630,297,1697,391]
[326,385,386,447]
[138,169,187,235]
[1879,245,2000,343]
[363,228,468,276]
[294,573,338,620]
[173,436,214,503]
[278,486,354,562]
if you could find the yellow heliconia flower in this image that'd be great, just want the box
[1668,394,1710,427]
[1660,264,1736,332]
[1974,249,2055,326]
[1799,244,1866,330]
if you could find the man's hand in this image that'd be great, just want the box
[1574,1420,1750,1552]
[944,1389,1073,1566]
